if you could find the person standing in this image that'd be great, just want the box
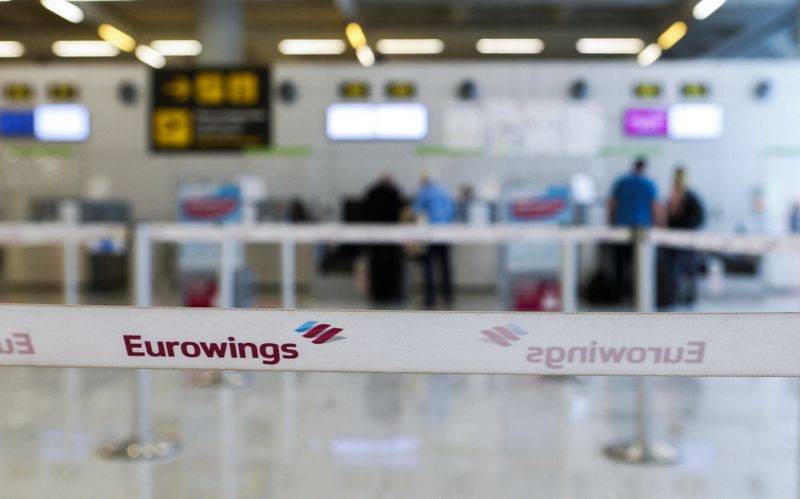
[414,172,456,309]
[363,173,406,304]
[666,167,704,304]
[607,157,660,300]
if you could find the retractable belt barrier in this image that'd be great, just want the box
[1,223,799,378]
[0,222,126,245]
[146,223,633,244]
[0,304,798,377]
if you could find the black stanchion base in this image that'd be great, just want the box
[604,440,679,465]
[97,435,179,461]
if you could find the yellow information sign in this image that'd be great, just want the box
[151,67,270,151]
[153,108,192,149]
[4,83,33,102]
[48,83,78,101]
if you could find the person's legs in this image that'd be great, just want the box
[612,243,632,302]
[423,245,436,308]
[439,244,453,307]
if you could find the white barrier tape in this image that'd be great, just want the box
[146,223,632,244]
[652,229,800,255]
[0,223,126,246]
[0,304,797,376]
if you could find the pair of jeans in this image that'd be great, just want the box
[423,244,453,308]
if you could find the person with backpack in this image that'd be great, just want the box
[664,166,705,305]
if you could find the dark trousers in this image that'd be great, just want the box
[423,244,453,308]
[613,243,634,301]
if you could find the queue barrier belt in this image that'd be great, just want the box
[1,304,798,377]
[0,223,126,245]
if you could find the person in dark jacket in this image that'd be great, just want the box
[363,174,406,304]
[665,166,705,304]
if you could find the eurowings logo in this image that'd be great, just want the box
[295,321,345,344]
[480,324,527,347]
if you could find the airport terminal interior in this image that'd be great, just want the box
[2,0,800,497]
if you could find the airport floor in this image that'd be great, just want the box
[0,278,798,499]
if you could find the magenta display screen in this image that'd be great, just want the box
[624,108,668,137]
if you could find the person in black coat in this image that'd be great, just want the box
[663,167,705,305]
[362,174,406,304]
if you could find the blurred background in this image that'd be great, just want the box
[1,0,800,497]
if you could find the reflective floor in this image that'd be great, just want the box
[0,278,798,498]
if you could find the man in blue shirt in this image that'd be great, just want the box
[608,158,658,227]
[607,158,660,300]
[414,173,456,308]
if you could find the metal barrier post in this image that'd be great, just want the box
[60,200,80,306]
[97,224,178,460]
[59,201,82,444]
[604,228,679,464]
[281,236,299,450]
[281,239,296,309]
[218,237,235,309]
[559,240,577,312]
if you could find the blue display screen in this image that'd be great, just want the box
[0,110,35,137]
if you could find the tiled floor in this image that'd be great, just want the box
[0,278,798,498]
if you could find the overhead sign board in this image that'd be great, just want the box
[681,82,709,98]
[386,81,416,99]
[48,83,79,102]
[634,83,661,99]
[3,83,33,102]
[338,81,370,100]
[150,67,271,152]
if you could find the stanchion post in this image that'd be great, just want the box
[604,228,678,465]
[559,239,577,312]
[218,237,235,309]
[59,201,82,441]
[97,224,178,461]
[281,239,297,309]
[59,200,80,306]
[280,236,299,451]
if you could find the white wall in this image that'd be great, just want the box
[2,60,799,229]
[2,60,800,287]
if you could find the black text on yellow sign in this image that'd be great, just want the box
[48,83,79,102]
[386,81,416,99]
[339,81,370,100]
[681,83,709,98]
[634,83,661,98]
[3,83,34,102]
[159,71,262,107]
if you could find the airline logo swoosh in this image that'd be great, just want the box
[295,321,345,344]
[480,324,527,347]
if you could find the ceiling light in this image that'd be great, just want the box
[278,39,345,55]
[576,38,644,54]
[658,21,687,50]
[693,0,726,20]
[637,43,662,67]
[135,44,165,68]
[376,39,444,55]
[0,41,25,58]
[98,23,135,52]
[41,0,84,23]
[356,45,375,67]
[476,38,544,54]
[52,40,118,57]
[151,40,203,56]
[345,22,367,49]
